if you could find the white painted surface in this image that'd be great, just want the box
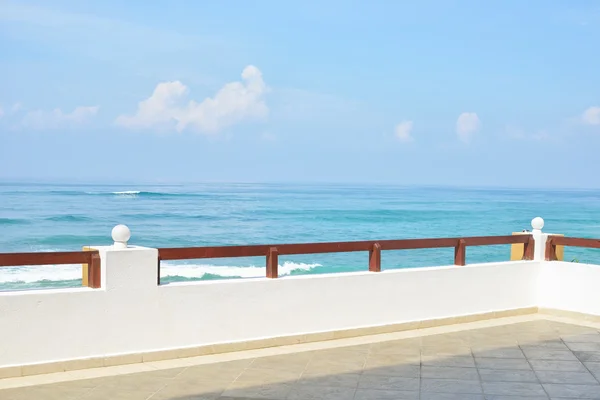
[111,224,131,249]
[0,244,541,368]
[538,261,600,316]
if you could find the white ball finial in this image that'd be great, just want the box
[531,217,544,231]
[112,224,131,249]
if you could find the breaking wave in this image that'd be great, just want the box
[0,262,321,284]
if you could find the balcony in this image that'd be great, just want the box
[1,217,600,399]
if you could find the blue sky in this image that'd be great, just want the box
[1,0,599,187]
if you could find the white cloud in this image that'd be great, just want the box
[116,65,268,134]
[456,112,481,143]
[21,106,99,129]
[394,121,414,142]
[582,106,600,125]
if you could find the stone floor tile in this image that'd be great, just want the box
[583,361,600,372]
[543,383,600,398]
[369,342,421,356]
[221,382,293,399]
[419,393,484,400]
[234,367,301,385]
[152,383,223,400]
[421,366,480,380]
[422,356,476,368]
[475,358,532,371]
[365,353,420,367]
[286,385,356,400]
[567,342,600,352]
[519,341,569,350]
[177,363,246,382]
[354,388,419,400]
[481,381,547,396]
[574,351,600,362]
[420,379,483,394]
[478,368,538,383]
[471,347,526,359]
[361,363,420,377]
[81,386,163,400]
[90,376,167,394]
[358,375,420,391]
[302,359,364,376]
[0,383,97,400]
[310,348,367,359]
[562,332,600,343]
[250,355,311,373]
[296,372,360,388]
[219,398,283,400]
[535,370,598,384]
[521,348,579,361]
[529,359,588,372]
[485,397,549,400]
[420,346,472,357]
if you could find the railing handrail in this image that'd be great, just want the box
[157,234,534,280]
[547,236,600,249]
[0,235,535,285]
[0,250,102,289]
[545,235,600,261]
[0,250,99,267]
[157,235,531,260]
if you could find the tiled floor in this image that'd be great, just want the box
[3,319,600,399]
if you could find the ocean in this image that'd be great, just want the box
[1,182,599,291]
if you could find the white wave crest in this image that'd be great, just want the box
[0,265,81,283]
[161,261,320,279]
[0,262,320,283]
[112,191,141,195]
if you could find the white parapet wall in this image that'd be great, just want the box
[0,243,542,370]
[538,261,600,316]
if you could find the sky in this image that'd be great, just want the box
[0,0,599,188]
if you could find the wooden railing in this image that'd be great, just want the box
[158,234,535,281]
[0,251,102,288]
[0,235,536,288]
[545,236,600,261]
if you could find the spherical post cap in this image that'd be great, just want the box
[112,224,131,244]
[531,217,544,231]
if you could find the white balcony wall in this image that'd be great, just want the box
[0,245,541,369]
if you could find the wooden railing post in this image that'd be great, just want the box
[266,247,279,278]
[522,235,534,260]
[369,243,381,272]
[545,237,557,261]
[88,253,101,289]
[454,239,466,266]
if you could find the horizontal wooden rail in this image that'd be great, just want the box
[0,251,102,289]
[158,234,533,281]
[546,236,600,261]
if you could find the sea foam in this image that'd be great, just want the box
[0,262,321,283]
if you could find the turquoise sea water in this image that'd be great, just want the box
[1,182,600,290]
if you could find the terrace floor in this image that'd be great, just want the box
[3,316,600,399]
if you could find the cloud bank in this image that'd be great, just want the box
[116,65,268,134]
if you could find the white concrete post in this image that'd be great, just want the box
[92,225,159,290]
[531,217,546,261]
